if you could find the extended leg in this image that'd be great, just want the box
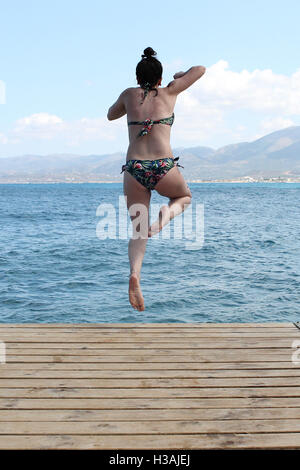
[123,171,151,311]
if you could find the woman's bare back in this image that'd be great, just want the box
[120,66,206,161]
[124,86,177,161]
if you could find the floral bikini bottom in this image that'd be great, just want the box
[120,157,184,191]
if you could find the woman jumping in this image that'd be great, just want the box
[107,47,206,311]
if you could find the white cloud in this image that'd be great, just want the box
[193,60,300,114]
[8,112,127,147]
[171,60,300,146]
[13,113,63,140]
[2,61,300,152]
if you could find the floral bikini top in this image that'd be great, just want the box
[127,82,175,137]
[128,112,175,138]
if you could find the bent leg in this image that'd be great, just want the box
[123,171,151,311]
[149,165,192,237]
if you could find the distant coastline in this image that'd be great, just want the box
[1,125,300,184]
[1,176,300,184]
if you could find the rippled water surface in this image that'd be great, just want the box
[0,183,299,323]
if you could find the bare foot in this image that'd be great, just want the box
[129,273,145,311]
[148,205,170,237]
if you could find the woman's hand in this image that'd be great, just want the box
[173,71,186,79]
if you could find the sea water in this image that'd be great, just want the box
[0,183,299,323]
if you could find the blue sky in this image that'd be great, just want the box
[1,0,300,157]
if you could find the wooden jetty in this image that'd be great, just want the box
[0,322,300,449]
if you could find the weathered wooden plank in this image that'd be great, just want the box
[1,331,298,339]
[4,339,299,349]
[4,355,293,363]
[1,407,300,421]
[1,361,297,370]
[4,347,296,355]
[0,323,294,328]
[0,386,299,399]
[0,327,297,334]
[2,419,300,434]
[1,397,300,409]
[0,433,300,449]
[1,368,300,378]
[1,335,297,343]
[0,377,300,388]
[1,335,296,344]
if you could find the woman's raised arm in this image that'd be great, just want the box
[167,66,206,95]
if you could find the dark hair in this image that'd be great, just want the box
[136,47,163,95]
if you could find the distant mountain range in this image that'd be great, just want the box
[1,126,300,182]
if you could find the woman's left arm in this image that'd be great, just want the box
[107,89,128,120]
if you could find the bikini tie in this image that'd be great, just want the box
[142,82,150,98]
[140,82,152,104]
[138,118,154,137]
[174,156,184,168]
[140,82,158,105]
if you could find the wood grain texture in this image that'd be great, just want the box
[0,322,299,449]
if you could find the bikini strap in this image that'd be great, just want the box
[157,113,175,126]
[140,82,158,104]
[128,113,174,126]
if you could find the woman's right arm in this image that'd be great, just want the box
[167,66,206,94]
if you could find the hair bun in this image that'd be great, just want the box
[141,47,157,60]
